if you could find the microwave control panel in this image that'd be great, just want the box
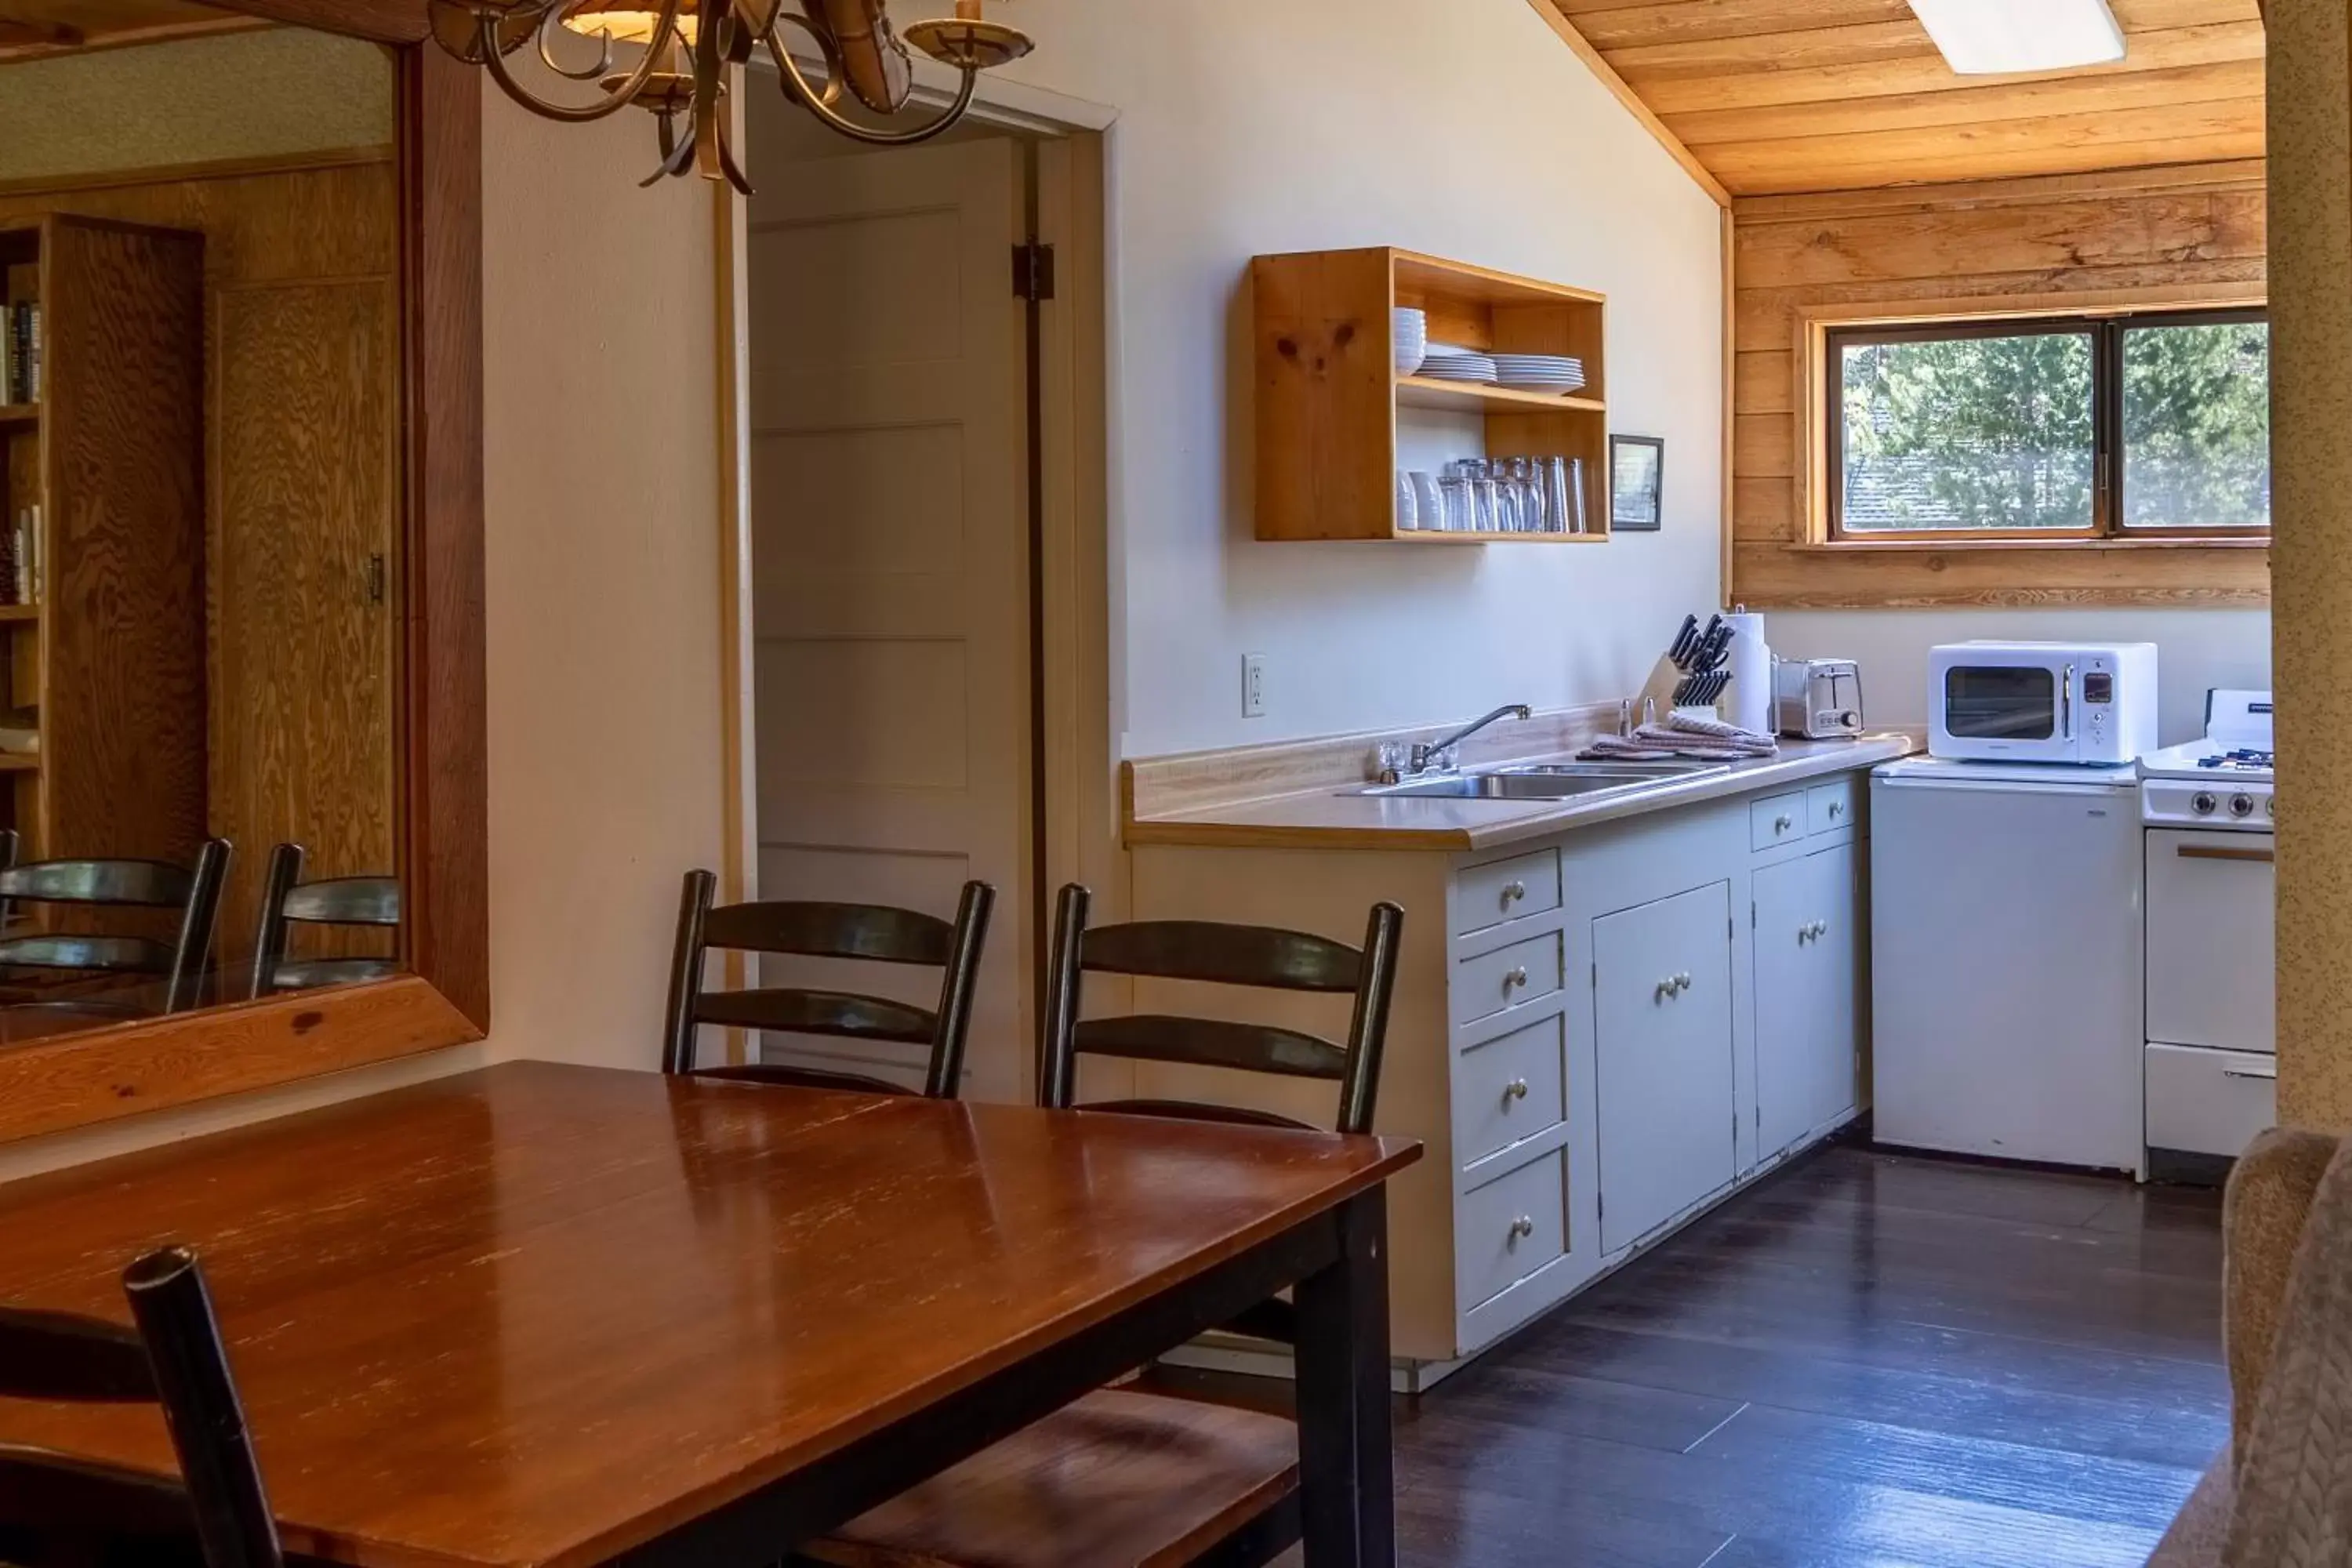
[2079,659,2116,746]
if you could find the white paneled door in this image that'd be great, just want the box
[747,138,1033,1100]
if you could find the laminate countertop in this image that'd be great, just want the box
[1124,733,1921,853]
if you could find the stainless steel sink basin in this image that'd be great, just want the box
[1356,760,1730,801]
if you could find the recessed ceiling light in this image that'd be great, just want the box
[1908,0,2126,74]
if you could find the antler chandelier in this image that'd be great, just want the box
[426,0,1034,192]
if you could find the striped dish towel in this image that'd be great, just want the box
[1579,711,1779,761]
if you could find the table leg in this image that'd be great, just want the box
[1293,1186,1394,1568]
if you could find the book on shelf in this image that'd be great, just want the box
[0,300,38,406]
[6,505,36,608]
[0,706,39,756]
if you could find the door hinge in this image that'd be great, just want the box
[1012,241,1057,302]
[365,552,387,605]
[1750,902,1757,928]
[1597,1191,1605,1219]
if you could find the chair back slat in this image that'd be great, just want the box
[1079,920,1363,993]
[0,859,192,907]
[280,877,401,927]
[663,872,995,1099]
[1068,1098,1317,1133]
[249,846,399,1002]
[699,901,956,965]
[1041,884,1404,1137]
[0,1308,153,1400]
[0,935,177,975]
[1070,1014,1350,1080]
[0,1247,282,1568]
[690,987,938,1045]
[267,957,402,993]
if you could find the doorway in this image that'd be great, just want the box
[731,82,1112,1105]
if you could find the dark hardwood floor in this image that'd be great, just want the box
[1226,1142,2227,1568]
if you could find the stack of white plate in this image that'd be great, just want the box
[1393,309,1427,376]
[1491,354,1585,394]
[1417,347,1500,384]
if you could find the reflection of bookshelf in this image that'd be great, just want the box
[0,216,205,866]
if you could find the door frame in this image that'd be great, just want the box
[713,67,1122,1084]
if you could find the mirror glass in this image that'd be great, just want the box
[0,10,403,1039]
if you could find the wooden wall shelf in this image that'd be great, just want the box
[1253,247,1609,544]
[0,406,35,430]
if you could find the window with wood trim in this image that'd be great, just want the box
[1826,309,2270,541]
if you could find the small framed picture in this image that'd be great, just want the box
[1610,434,1664,532]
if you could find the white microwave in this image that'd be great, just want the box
[1927,641,2158,764]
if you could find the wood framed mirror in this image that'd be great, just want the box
[0,0,483,1143]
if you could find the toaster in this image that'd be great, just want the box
[1773,658,1865,739]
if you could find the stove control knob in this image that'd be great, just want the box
[2266,797,2277,820]
[2192,792,2219,816]
[2230,793,2257,819]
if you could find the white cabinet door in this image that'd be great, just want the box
[1752,855,1816,1159]
[1754,845,1864,1160]
[1806,842,1861,1132]
[1595,882,1736,1252]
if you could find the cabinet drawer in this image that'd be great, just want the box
[2147,1043,2275,1159]
[1454,1014,1566,1170]
[1455,848,1561,938]
[1751,792,1806,852]
[1452,931,1563,1029]
[1807,778,1857,837]
[1457,1148,1567,1310]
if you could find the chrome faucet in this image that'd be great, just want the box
[1408,704,1533,777]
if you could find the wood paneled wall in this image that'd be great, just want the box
[1728,160,2271,607]
[0,151,400,953]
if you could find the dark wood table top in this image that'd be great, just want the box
[0,1061,1417,1568]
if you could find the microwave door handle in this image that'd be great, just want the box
[2061,664,2074,741]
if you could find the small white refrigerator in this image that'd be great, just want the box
[1870,757,2145,1174]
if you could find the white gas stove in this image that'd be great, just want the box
[2140,689,2275,1173]
[2140,691,2274,831]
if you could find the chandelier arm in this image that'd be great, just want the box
[535,6,614,82]
[691,5,726,182]
[768,9,846,108]
[479,0,680,122]
[763,23,979,147]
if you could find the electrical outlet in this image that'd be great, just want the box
[1243,653,1268,719]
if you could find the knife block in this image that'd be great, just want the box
[1635,655,1722,722]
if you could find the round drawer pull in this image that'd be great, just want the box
[1504,1077,1530,1102]
[1775,814,1795,833]
[1500,880,1527,906]
[1508,1216,1536,1243]
[1503,966,1530,994]
[1828,801,1845,819]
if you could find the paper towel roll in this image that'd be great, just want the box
[1726,612,1772,735]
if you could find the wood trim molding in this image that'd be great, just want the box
[1751,283,2272,611]
[0,0,490,1145]
[0,145,395,202]
[1523,0,1730,209]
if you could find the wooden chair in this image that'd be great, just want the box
[0,1244,282,1568]
[0,837,230,1016]
[807,884,1405,1568]
[249,844,401,1000]
[662,869,994,1098]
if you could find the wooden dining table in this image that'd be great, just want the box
[0,1060,1419,1567]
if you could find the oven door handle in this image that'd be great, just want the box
[2176,844,2274,864]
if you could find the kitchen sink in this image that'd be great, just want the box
[1356,760,1730,800]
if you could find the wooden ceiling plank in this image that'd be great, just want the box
[1735,188,2267,288]
[1630,21,2265,114]
[1667,58,2265,146]
[1606,17,1936,78]
[1523,0,1731,205]
[1714,123,2269,196]
[1565,0,1915,52]
[1733,159,2266,221]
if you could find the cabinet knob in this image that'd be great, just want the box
[1505,1077,1530,1102]
[1676,972,1692,992]
[1828,801,1845,819]
[1814,920,1830,939]
[1503,966,1530,993]
[1508,1216,1536,1243]
[1501,880,1526,906]
[1775,815,1795,833]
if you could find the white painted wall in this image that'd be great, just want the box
[911,0,1726,757]
[1769,609,2273,749]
